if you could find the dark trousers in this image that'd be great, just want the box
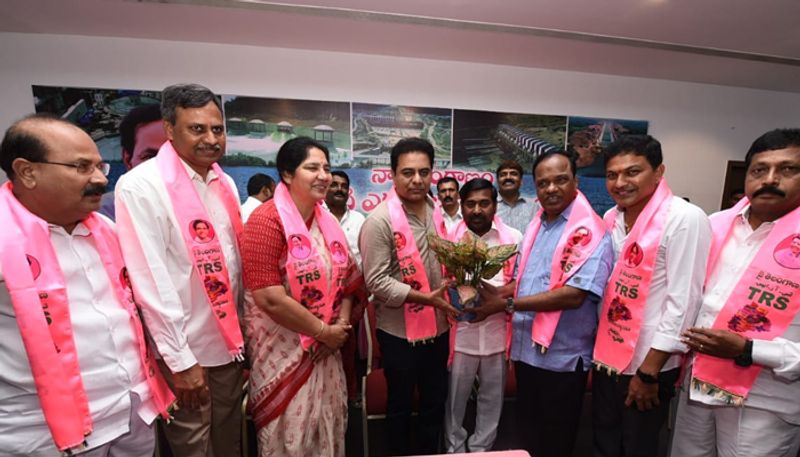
[592,366,680,457]
[515,360,589,457]
[377,329,449,456]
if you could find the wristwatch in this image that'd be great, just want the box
[734,339,754,367]
[505,297,515,314]
[635,368,659,384]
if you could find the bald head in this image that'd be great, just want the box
[1,114,107,231]
[0,114,86,180]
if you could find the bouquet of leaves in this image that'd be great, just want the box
[428,231,518,306]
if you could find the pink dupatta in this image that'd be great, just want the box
[272,182,351,351]
[156,141,244,360]
[0,182,174,454]
[516,191,606,351]
[593,179,673,374]
[386,189,446,343]
[691,198,800,405]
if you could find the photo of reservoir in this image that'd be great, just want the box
[452,109,567,172]
[352,103,452,168]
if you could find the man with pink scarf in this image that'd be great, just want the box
[592,134,711,457]
[115,84,245,457]
[672,129,800,457]
[0,114,173,456]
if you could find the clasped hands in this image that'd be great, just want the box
[312,317,352,362]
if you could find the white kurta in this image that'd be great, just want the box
[0,219,154,455]
[606,196,712,374]
[115,158,242,372]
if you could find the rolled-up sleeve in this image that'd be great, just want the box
[359,212,411,309]
[651,208,712,354]
[115,178,197,372]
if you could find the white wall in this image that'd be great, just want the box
[2,32,799,212]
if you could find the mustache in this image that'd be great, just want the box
[753,186,786,198]
[82,184,107,197]
[333,192,347,198]
[502,179,516,185]
[442,196,454,203]
[197,144,222,152]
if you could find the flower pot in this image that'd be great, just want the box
[447,286,480,322]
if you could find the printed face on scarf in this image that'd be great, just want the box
[392,151,432,204]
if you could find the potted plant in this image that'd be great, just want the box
[428,231,517,320]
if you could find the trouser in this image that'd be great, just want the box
[77,393,155,457]
[444,351,506,453]
[670,381,800,457]
[341,326,359,402]
[377,329,449,456]
[592,366,679,457]
[515,360,589,457]
[158,360,244,457]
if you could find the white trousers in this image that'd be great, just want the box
[444,351,506,453]
[77,393,155,457]
[670,385,800,457]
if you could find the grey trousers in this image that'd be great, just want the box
[158,360,244,457]
[444,351,506,453]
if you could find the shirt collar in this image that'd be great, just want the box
[736,203,776,229]
[180,158,218,184]
[49,221,90,237]
[540,199,574,224]
[498,196,528,207]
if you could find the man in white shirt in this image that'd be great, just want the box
[0,114,172,456]
[241,172,275,223]
[115,84,244,457]
[671,129,800,457]
[437,176,462,234]
[443,178,522,453]
[593,135,711,457]
[325,170,365,270]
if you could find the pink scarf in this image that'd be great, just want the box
[516,191,606,351]
[0,182,175,454]
[272,182,351,351]
[594,179,673,374]
[692,198,800,405]
[448,216,517,362]
[156,141,244,360]
[386,189,445,343]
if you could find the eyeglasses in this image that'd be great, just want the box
[36,160,111,176]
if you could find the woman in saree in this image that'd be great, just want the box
[241,137,361,456]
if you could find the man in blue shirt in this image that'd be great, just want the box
[480,149,614,457]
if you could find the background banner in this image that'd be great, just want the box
[32,85,648,216]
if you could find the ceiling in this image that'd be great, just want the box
[2,0,800,92]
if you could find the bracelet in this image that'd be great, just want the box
[313,320,326,339]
